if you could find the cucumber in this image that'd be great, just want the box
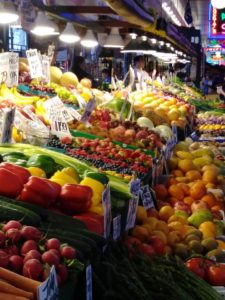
[0,200,41,226]
[40,227,100,255]
[73,229,106,247]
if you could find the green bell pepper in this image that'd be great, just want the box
[26,154,57,176]
[2,152,28,166]
[86,172,109,185]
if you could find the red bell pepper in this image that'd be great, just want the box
[20,176,61,208]
[73,215,103,235]
[59,184,92,214]
[0,168,23,198]
[0,162,30,184]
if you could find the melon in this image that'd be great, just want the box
[60,72,78,88]
[50,66,63,84]
[80,78,92,89]
[137,117,154,129]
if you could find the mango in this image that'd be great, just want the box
[188,210,213,228]
[192,148,214,158]
[193,156,213,169]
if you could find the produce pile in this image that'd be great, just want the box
[195,112,225,139]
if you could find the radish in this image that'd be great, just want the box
[24,250,42,263]
[9,255,23,272]
[3,220,22,232]
[42,250,60,266]
[21,240,37,256]
[5,245,19,256]
[23,259,43,280]
[0,250,10,267]
[6,228,21,243]
[56,264,68,282]
[0,231,5,247]
[45,238,60,250]
[48,249,61,259]
[60,246,76,259]
[21,226,42,241]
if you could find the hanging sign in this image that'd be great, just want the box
[0,52,19,87]
[26,49,43,78]
[38,266,58,300]
[209,4,225,38]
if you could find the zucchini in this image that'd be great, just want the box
[0,200,41,226]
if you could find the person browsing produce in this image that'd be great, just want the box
[133,55,150,83]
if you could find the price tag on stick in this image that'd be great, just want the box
[1,108,16,143]
[102,184,111,239]
[113,215,121,240]
[81,98,96,124]
[0,52,19,87]
[38,266,58,300]
[140,185,155,210]
[86,265,93,300]
[26,49,43,78]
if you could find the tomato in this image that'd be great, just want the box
[207,264,225,286]
[148,236,165,255]
[185,258,210,279]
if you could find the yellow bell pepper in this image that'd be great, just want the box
[80,177,104,206]
[61,167,80,182]
[12,127,23,143]
[27,167,46,178]
[50,170,78,186]
[89,204,104,216]
[50,178,67,186]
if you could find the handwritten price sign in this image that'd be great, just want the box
[0,52,19,87]
[26,49,43,78]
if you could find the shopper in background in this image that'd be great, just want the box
[133,55,150,82]
[71,56,97,87]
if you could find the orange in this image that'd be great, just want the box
[177,183,190,196]
[168,215,188,225]
[155,220,169,235]
[168,177,178,186]
[202,170,218,184]
[167,231,182,246]
[136,206,148,222]
[153,184,168,200]
[171,169,184,177]
[205,183,216,189]
[186,170,202,181]
[168,184,184,200]
[168,221,186,237]
[147,208,159,218]
[183,196,195,206]
[143,217,158,229]
[178,159,196,173]
[189,181,206,200]
[151,230,167,244]
[201,193,218,208]
[199,221,216,239]
[142,224,153,235]
[132,226,149,242]
[168,157,178,170]
[158,206,174,222]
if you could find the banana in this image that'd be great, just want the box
[0,83,15,100]
[11,87,40,104]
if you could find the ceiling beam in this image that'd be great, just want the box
[47,5,117,15]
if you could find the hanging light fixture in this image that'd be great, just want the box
[31,11,56,36]
[59,23,80,43]
[211,0,225,9]
[0,2,19,24]
[121,38,155,54]
[104,28,124,48]
[81,30,98,48]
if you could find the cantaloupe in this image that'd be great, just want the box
[60,71,78,88]
[50,66,62,84]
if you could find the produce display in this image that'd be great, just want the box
[0,60,225,300]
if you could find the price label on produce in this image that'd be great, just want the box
[1,108,16,143]
[81,98,96,124]
[172,124,178,144]
[102,184,111,239]
[42,55,50,84]
[67,107,82,121]
[126,197,139,231]
[86,265,93,300]
[0,52,19,87]
[26,49,43,78]
[130,178,141,197]
[140,185,155,210]
[113,215,121,240]
[38,266,58,300]
[51,120,71,137]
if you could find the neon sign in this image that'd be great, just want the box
[209,3,225,38]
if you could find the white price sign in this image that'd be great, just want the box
[126,197,139,231]
[0,52,19,87]
[26,49,43,78]
[113,215,121,240]
[86,265,93,300]
[140,185,155,210]
[102,183,111,239]
[38,266,58,300]
[81,98,96,124]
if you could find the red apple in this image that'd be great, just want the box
[174,201,191,215]
[148,236,165,255]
